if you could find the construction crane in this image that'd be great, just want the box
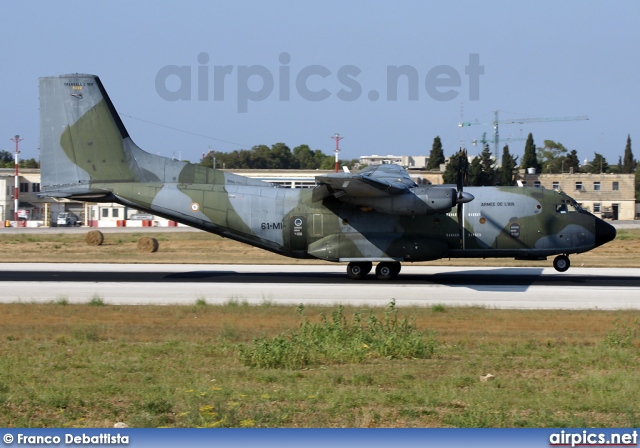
[472,131,525,149]
[459,110,589,154]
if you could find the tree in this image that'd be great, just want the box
[623,134,636,174]
[499,145,518,186]
[538,140,567,174]
[19,158,39,168]
[426,136,445,170]
[0,150,13,168]
[199,142,356,171]
[615,156,622,174]
[442,152,462,184]
[468,156,483,186]
[293,144,315,169]
[268,142,294,169]
[0,150,12,163]
[587,152,609,174]
[477,144,496,186]
[565,149,581,173]
[314,150,334,169]
[520,133,541,173]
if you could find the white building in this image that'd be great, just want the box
[360,154,430,169]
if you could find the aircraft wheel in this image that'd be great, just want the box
[376,262,401,280]
[553,255,570,272]
[347,262,372,280]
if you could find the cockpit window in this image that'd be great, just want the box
[570,199,583,211]
[556,199,579,213]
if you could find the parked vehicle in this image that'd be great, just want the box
[601,207,614,220]
[57,212,80,226]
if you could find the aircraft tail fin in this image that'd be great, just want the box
[39,74,268,200]
[39,74,152,197]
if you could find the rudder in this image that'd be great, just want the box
[39,74,145,195]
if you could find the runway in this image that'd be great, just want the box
[0,263,639,310]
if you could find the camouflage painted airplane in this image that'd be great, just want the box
[39,74,616,279]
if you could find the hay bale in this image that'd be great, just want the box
[85,230,104,246]
[137,237,159,253]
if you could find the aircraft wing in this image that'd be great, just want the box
[313,164,417,201]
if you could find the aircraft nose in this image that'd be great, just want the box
[594,217,616,247]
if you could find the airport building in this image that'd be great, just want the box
[359,154,429,169]
[517,171,637,220]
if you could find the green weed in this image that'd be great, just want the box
[604,319,638,348]
[225,297,248,307]
[240,300,438,369]
[88,294,105,306]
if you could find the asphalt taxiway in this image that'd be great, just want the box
[0,263,638,310]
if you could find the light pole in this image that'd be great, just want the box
[331,133,344,173]
[10,135,22,224]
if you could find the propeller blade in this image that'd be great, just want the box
[456,149,470,248]
[456,150,464,194]
[458,201,464,249]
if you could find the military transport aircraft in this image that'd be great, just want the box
[38,74,616,279]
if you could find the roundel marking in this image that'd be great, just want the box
[191,202,200,212]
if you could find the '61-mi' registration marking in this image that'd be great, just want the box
[261,222,283,230]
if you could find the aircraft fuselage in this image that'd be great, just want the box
[103,174,611,265]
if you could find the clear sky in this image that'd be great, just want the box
[2,1,639,167]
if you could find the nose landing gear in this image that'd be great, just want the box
[553,254,571,272]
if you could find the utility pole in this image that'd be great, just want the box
[10,135,22,224]
[331,133,344,173]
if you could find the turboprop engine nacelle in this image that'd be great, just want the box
[339,187,466,216]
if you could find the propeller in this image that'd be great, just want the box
[455,149,473,248]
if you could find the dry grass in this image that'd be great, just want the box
[3,303,633,345]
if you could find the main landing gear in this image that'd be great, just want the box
[347,261,401,280]
[553,254,571,272]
